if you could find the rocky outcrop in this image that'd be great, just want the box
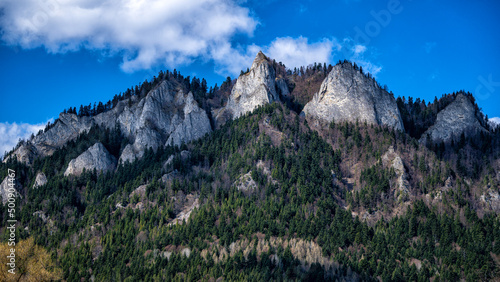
[234,172,257,192]
[6,113,95,165]
[382,146,410,201]
[0,176,20,205]
[64,143,117,176]
[303,62,404,131]
[8,80,211,165]
[420,93,487,143]
[480,189,500,213]
[33,172,47,188]
[166,93,212,147]
[215,52,284,123]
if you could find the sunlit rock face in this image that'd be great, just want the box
[215,52,285,123]
[303,62,404,131]
[8,80,211,165]
[64,143,116,176]
[420,93,487,143]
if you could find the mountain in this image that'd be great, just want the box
[1,52,500,281]
[419,92,487,143]
[6,80,211,165]
[214,51,288,125]
[303,61,404,131]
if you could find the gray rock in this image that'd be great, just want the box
[165,92,212,147]
[420,93,487,143]
[35,113,94,155]
[0,176,20,205]
[4,142,38,165]
[64,143,117,176]
[33,172,47,189]
[162,155,175,172]
[382,146,410,201]
[118,144,136,164]
[217,52,283,121]
[303,62,404,131]
[33,211,49,222]
[234,172,257,193]
[480,189,500,213]
[161,170,179,183]
[8,80,211,165]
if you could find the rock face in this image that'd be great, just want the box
[64,143,117,176]
[420,93,487,143]
[5,113,94,165]
[33,172,48,188]
[7,80,211,165]
[382,146,410,201]
[303,62,404,131]
[215,52,284,122]
[0,176,20,205]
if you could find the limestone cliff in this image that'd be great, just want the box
[419,93,487,143]
[382,146,410,202]
[7,80,211,165]
[33,172,48,189]
[215,52,284,122]
[303,62,404,131]
[64,143,117,176]
[0,176,20,205]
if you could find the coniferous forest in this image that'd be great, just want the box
[1,61,500,281]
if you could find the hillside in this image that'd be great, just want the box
[1,53,500,281]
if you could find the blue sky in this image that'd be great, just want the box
[1,0,499,155]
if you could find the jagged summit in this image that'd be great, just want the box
[302,62,404,131]
[420,93,487,143]
[214,51,287,124]
[6,80,212,165]
[251,51,270,69]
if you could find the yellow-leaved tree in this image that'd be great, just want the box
[0,237,62,281]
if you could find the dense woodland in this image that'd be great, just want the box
[1,62,500,281]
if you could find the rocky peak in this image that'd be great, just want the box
[420,93,487,143]
[215,51,284,122]
[64,143,117,176]
[7,80,211,166]
[302,62,404,131]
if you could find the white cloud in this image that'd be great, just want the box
[0,119,53,159]
[346,41,382,76]
[0,0,258,72]
[353,44,367,55]
[0,0,384,78]
[210,36,341,76]
[265,37,340,69]
[489,117,500,128]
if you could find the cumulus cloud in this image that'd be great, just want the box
[0,119,53,159]
[0,0,258,72]
[0,0,383,77]
[210,36,341,76]
[265,37,340,69]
